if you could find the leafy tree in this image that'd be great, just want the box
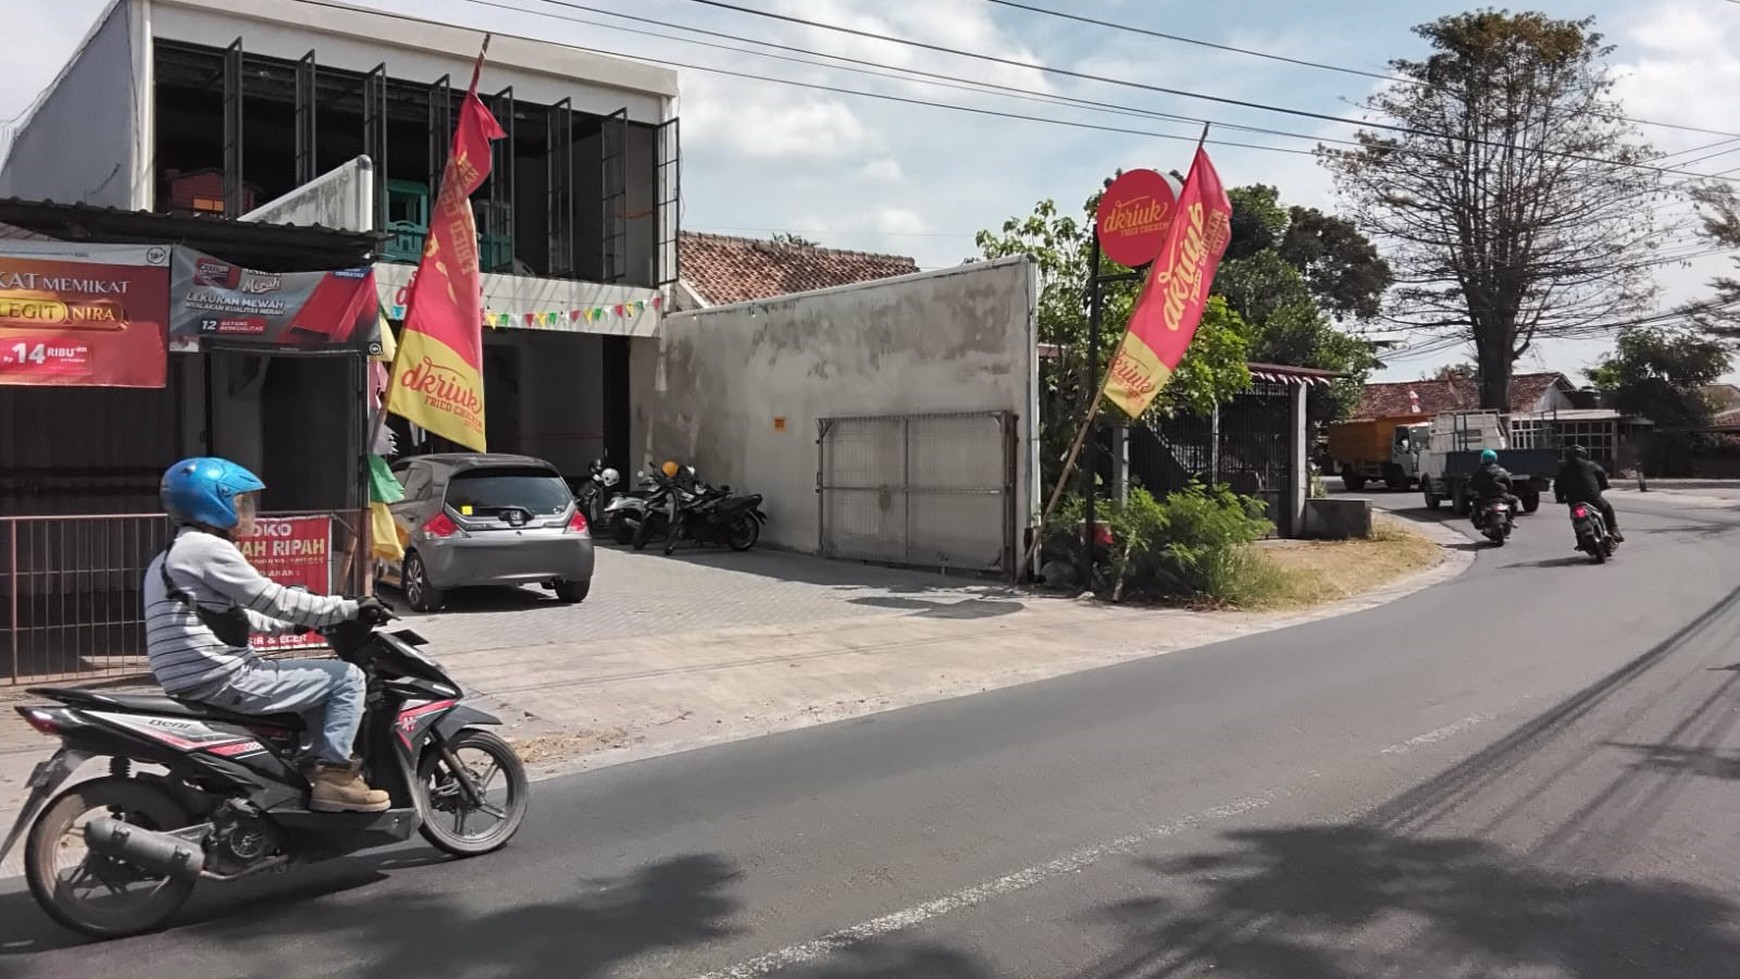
[771,232,819,248]
[1216,186,1388,419]
[1321,11,1664,411]
[1586,327,1730,429]
[1690,182,1740,338]
[975,188,1251,488]
[1431,363,1477,381]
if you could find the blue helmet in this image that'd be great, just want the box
[161,457,264,529]
[1480,449,1498,464]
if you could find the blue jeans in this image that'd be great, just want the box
[196,659,366,764]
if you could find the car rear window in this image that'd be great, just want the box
[444,466,573,515]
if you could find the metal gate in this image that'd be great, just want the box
[816,411,1018,578]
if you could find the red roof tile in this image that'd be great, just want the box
[1354,372,1570,419]
[678,231,921,307]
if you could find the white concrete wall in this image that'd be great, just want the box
[630,256,1040,558]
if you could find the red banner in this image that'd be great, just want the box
[386,45,504,453]
[236,514,334,652]
[0,244,169,388]
[1103,148,1234,419]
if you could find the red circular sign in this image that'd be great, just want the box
[1095,168,1177,268]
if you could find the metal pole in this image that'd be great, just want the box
[1082,233,1104,589]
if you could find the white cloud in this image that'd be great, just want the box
[858,158,905,182]
[683,87,879,161]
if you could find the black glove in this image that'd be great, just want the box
[355,595,395,626]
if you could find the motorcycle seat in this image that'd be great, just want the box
[28,686,307,730]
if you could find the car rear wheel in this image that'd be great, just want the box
[553,579,590,604]
[403,552,447,613]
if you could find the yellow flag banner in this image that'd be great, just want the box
[1102,147,1234,419]
[384,45,504,451]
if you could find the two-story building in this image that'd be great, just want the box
[0,0,679,501]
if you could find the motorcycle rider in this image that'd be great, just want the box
[1553,444,1624,542]
[1469,448,1522,528]
[143,457,393,813]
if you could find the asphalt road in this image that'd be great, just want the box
[6,494,1740,978]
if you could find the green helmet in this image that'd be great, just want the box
[1480,449,1498,464]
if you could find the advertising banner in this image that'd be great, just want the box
[235,514,334,652]
[169,247,382,354]
[1103,148,1234,420]
[0,243,170,388]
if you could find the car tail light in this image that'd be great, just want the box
[423,512,460,539]
[17,707,60,737]
[566,510,589,534]
[1571,505,1588,518]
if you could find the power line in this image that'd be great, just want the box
[669,0,1740,184]
[517,0,1740,190]
[289,0,1317,155]
[974,0,1740,141]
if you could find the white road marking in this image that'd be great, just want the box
[1379,714,1494,755]
[684,713,1501,978]
[684,791,1285,979]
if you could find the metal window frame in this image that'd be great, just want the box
[294,51,318,186]
[361,63,389,232]
[221,39,244,217]
[656,116,681,288]
[547,98,575,277]
[601,108,629,284]
[487,86,517,273]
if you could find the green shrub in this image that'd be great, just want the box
[1044,483,1273,602]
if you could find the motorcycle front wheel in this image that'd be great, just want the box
[25,777,196,939]
[417,730,529,857]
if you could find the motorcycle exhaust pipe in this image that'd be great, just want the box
[83,818,206,880]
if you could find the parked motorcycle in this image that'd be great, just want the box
[574,458,622,529]
[600,469,659,545]
[1568,501,1617,564]
[0,606,528,939]
[632,466,766,556]
[1477,499,1514,546]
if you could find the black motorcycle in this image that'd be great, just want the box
[1476,499,1514,546]
[632,467,766,556]
[0,608,528,938]
[600,469,658,546]
[1568,501,1616,564]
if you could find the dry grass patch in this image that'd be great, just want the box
[1227,517,1442,611]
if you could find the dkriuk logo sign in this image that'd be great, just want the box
[1094,168,1179,269]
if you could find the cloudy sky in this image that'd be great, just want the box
[5,0,1738,382]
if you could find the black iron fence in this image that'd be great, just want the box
[3,509,365,685]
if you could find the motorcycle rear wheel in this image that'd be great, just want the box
[25,777,196,939]
[727,515,760,552]
[417,730,529,857]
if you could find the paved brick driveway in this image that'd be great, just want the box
[399,544,1019,655]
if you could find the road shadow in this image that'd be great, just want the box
[386,583,567,617]
[0,846,455,956]
[1606,742,1740,780]
[645,546,1024,601]
[1500,555,1596,569]
[776,937,999,978]
[0,852,742,978]
[1071,824,1740,979]
[847,596,1025,619]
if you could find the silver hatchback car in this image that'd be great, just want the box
[382,453,595,612]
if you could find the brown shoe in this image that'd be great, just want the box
[307,762,391,813]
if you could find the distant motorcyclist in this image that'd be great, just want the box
[1554,444,1623,542]
[1469,449,1522,528]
